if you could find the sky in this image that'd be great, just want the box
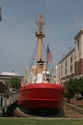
[0,0,83,76]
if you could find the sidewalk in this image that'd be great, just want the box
[64,101,83,114]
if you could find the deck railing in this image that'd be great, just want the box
[0,92,19,116]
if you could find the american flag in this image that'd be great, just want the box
[46,44,52,63]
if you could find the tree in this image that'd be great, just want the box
[66,76,83,100]
[10,77,21,89]
[67,77,75,98]
[78,76,83,95]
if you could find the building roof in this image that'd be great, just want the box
[58,47,75,64]
[1,72,18,76]
[0,72,23,80]
[74,29,83,40]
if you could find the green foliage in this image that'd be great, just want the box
[66,76,83,99]
[5,80,11,88]
[79,76,83,95]
[0,118,83,125]
[10,77,21,89]
[67,77,75,98]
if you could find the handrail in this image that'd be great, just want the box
[0,92,19,108]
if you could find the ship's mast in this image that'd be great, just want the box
[35,14,45,73]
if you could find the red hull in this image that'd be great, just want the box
[17,83,64,109]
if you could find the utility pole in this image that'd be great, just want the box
[0,7,2,21]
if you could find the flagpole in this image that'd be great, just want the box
[46,44,49,71]
[46,61,48,71]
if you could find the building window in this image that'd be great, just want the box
[70,65,73,72]
[59,67,60,71]
[78,39,79,51]
[59,73,60,77]
[74,54,75,59]
[78,61,80,75]
[65,68,67,75]
[61,71,62,77]
[70,57,73,63]
[65,61,67,67]
[61,64,63,69]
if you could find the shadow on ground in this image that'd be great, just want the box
[17,106,65,117]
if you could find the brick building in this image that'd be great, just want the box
[56,29,83,86]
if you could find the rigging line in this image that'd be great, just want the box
[42,41,46,62]
[50,61,56,71]
[29,45,37,72]
[46,57,56,75]
[48,64,51,72]
[43,39,53,72]
[30,45,37,70]
[51,62,56,72]
[29,43,37,71]
[42,40,47,64]
[28,41,37,71]
[43,40,54,72]
[43,40,56,77]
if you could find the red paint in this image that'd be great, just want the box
[17,83,64,109]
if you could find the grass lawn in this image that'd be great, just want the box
[0,118,83,125]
